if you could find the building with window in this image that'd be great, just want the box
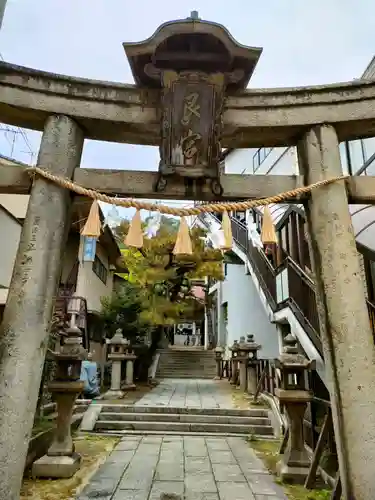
[0,156,124,359]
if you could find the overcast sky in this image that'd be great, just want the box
[0,0,374,215]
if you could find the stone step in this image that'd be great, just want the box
[156,375,216,379]
[157,364,216,368]
[157,350,214,354]
[158,356,214,359]
[99,405,269,418]
[157,370,216,374]
[158,361,215,366]
[97,412,270,426]
[158,364,216,368]
[93,430,277,439]
[157,369,216,372]
[95,420,274,435]
[159,360,215,363]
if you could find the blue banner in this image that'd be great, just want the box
[83,237,97,262]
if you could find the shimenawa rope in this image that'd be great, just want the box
[26,166,349,217]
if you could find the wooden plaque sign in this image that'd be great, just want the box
[154,69,225,195]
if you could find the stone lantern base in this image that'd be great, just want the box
[102,388,124,399]
[275,389,312,485]
[32,382,85,479]
[276,460,311,485]
[122,382,136,390]
[32,453,82,479]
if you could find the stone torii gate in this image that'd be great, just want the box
[1,12,375,500]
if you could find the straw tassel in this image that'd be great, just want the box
[81,200,101,238]
[173,216,193,255]
[221,210,233,251]
[125,209,143,248]
[261,206,277,244]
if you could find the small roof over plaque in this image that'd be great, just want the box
[123,12,263,91]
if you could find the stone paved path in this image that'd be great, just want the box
[78,435,287,500]
[134,379,234,409]
[78,380,287,499]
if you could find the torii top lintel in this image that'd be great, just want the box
[123,12,263,91]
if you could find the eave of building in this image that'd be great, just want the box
[0,158,124,270]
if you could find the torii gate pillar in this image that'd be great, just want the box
[298,124,375,500]
[0,115,83,500]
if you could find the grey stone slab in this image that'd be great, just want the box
[148,481,184,500]
[247,476,285,496]
[159,452,184,464]
[163,436,184,443]
[79,477,119,498]
[155,461,184,481]
[254,496,287,500]
[185,457,212,474]
[160,448,184,456]
[185,444,208,457]
[141,436,163,444]
[136,444,162,455]
[211,463,247,482]
[106,450,135,465]
[112,490,149,500]
[205,439,230,451]
[217,482,256,500]
[185,474,217,493]
[115,440,140,451]
[239,461,269,477]
[91,462,126,480]
[118,463,156,491]
[130,454,159,469]
[184,436,206,445]
[184,494,219,500]
[78,495,112,500]
[208,451,237,464]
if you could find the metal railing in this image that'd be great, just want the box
[231,218,277,308]
[199,213,375,349]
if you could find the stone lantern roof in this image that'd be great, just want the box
[123,11,262,91]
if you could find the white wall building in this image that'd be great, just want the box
[199,56,375,386]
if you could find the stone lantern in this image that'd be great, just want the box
[236,335,255,392]
[275,334,315,484]
[213,345,224,380]
[229,339,239,385]
[123,344,137,390]
[103,329,129,399]
[246,334,261,395]
[32,325,87,478]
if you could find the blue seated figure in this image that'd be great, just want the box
[80,352,100,399]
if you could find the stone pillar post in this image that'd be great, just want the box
[0,115,83,499]
[237,336,249,392]
[103,330,128,399]
[298,124,375,499]
[275,334,314,484]
[214,346,224,380]
[246,334,261,395]
[123,349,137,390]
[229,340,239,385]
[111,361,122,391]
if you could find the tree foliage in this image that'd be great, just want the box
[100,280,151,340]
[108,216,224,328]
